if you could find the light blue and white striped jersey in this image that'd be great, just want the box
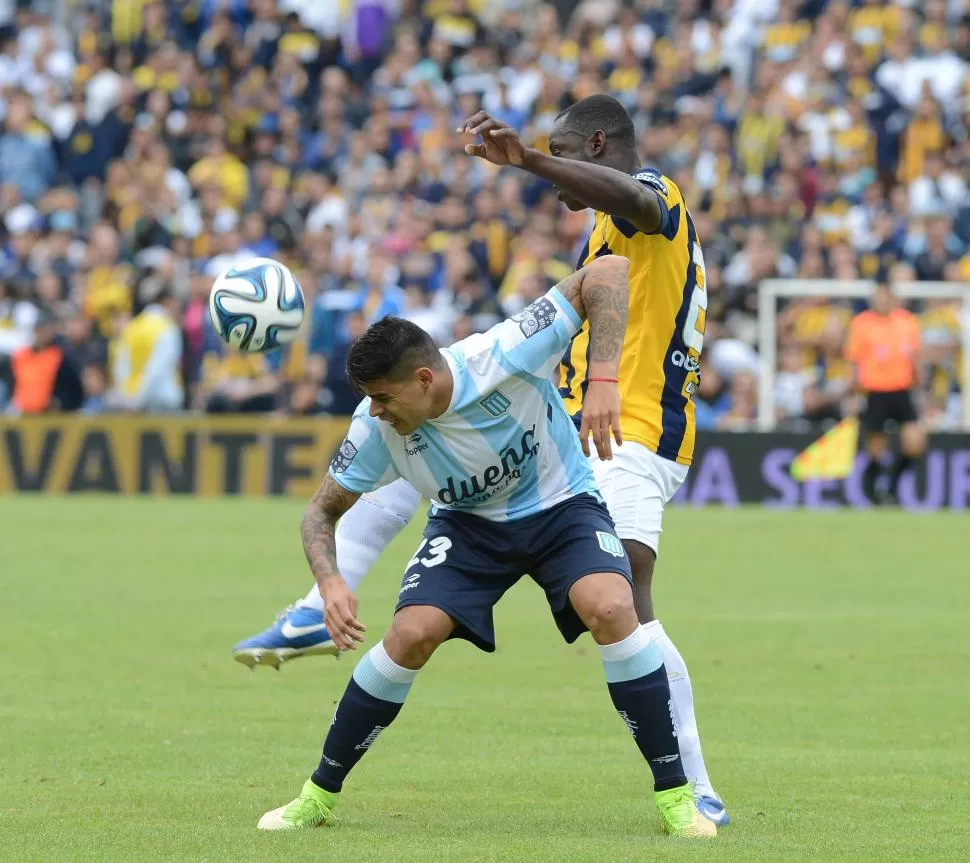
[329,288,600,522]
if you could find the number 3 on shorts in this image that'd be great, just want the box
[406,536,453,570]
[682,241,707,354]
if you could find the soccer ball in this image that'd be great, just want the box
[208,257,305,353]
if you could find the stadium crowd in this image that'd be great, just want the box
[0,0,967,429]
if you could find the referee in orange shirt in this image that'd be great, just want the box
[845,282,927,504]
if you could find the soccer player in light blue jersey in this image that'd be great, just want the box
[255,254,716,838]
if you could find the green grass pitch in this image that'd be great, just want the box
[1,496,968,862]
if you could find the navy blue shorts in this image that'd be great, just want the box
[394,494,633,652]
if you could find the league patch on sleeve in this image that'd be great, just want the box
[512,297,557,338]
[633,171,668,197]
[330,439,359,473]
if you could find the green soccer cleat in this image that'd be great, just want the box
[655,784,717,838]
[257,779,339,831]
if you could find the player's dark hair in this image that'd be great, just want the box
[346,316,442,390]
[555,94,636,148]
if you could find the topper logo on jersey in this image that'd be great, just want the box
[405,432,429,456]
[438,425,539,505]
[669,349,700,372]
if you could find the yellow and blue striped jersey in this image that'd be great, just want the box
[558,169,707,466]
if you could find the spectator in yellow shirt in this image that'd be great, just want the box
[188,137,249,211]
[898,93,945,184]
[110,283,183,412]
[762,0,811,64]
[736,92,785,178]
[849,0,902,65]
[81,222,133,334]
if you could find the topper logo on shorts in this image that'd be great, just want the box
[330,439,358,473]
[512,297,556,338]
[438,425,539,505]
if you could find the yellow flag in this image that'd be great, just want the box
[790,418,860,481]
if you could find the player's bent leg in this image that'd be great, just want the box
[567,570,640,645]
[257,608,455,831]
[568,572,714,839]
[234,480,422,669]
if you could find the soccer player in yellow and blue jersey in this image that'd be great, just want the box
[458,95,726,824]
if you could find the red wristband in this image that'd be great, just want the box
[588,377,619,384]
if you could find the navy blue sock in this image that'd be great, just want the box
[600,627,688,792]
[311,643,417,793]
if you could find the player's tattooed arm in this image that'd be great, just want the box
[556,255,629,368]
[301,474,357,581]
[302,475,367,650]
[556,255,629,460]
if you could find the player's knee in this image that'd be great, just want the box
[584,594,637,643]
[386,606,453,669]
[571,574,638,643]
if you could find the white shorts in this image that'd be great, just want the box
[589,442,689,556]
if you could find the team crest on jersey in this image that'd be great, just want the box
[512,297,556,338]
[330,439,358,473]
[633,171,668,197]
[480,389,511,417]
[596,531,625,558]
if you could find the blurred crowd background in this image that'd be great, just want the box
[0,0,967,430]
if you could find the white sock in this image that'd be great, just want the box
[299,480,422,612]
[642,619,718,799]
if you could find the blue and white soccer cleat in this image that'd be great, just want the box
[233,604,338,670]
[695,795,731,827]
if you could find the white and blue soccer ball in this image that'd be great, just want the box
[208,257,305,353]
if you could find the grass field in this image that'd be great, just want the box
[1,497,969,862]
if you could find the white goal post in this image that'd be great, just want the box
[757,279,970,431]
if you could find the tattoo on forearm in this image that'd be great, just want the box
[301,477,358,582]
[581,258,629,364]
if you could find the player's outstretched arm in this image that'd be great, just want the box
[556,254,629,459]
[458,111,662,233]
[302,474,367,651]
[522,150,662,233]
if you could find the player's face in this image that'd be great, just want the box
[363,373,433,435]
[548,127,591,211]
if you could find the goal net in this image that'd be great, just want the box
[757,279,970,431]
